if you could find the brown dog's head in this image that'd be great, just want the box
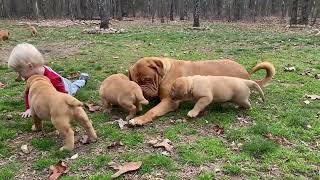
[170,77,189,101]
[26,75,50,91]
[128,57,165,100]
[0,30,9,40]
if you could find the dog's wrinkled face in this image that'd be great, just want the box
[128,59,164,100]
[170,78,188,101]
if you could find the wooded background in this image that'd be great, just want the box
[0,0,319,26]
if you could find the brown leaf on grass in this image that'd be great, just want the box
[67,72,80,80]
[107,141,123,149]
[109,161,142,179]
[49,160,67,180]
[264,133,283,144]
[115,118,128,130]
[80,135,90,145]
[283,65,295,72]
[315,74,320,80]
[15,75,23,82]
[304,100,310,104]
[299,69,313,76]
[149,139,173,152]
[0,82,6,89]
[305,95,320,100]
[213,124,224,135]
[85,103,101,112]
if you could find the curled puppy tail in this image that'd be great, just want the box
[66,96,83,107]
[136,89,149,105]
[246,80,265,102]
[251,61,276,87]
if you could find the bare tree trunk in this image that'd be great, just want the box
[132,0,136,17]
[300,0,310,25]
[98,0,110,29]
[170,0,174,21]
[160,0,165,23]
[216,0,222,18]
[290,0,298,25]
[193,0,200,27]
[115,0,122,20]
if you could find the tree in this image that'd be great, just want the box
[193,0,200,27]
[290,0,298,25]
[300,0,310,25]
[160,0,165,23]
[98,0,110,29]
[170,0,174,21]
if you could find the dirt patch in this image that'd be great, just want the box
[0,42,89,64]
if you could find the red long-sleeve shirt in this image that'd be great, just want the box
[25,66,67,110]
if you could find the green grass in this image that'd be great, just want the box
[0,20,319,179]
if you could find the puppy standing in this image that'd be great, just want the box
[26,75,97,151]
[170,75,265,118]
[99,74,149,120]
[0,30,10,41]
[30,25,38,37]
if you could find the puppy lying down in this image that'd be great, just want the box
[170,75,265,118]
[26,75,97,150]
[99,74,149,120]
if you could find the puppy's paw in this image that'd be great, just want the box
[187,110,199,118]
[129,118,145,126]
[31,125,41,132]
[60,146,73,151]
[129,119,137,126]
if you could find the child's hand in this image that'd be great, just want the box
[21,109,31,118]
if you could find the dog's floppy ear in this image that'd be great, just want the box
[149,59,164,76]
[128,66,133,80]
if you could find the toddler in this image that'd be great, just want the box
[8,43,89,118]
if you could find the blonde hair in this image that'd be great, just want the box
[8,43,44,71]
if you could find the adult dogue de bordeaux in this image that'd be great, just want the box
[128,57,275,125]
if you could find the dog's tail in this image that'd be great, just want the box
[135,89,149,105]
[250,61,275,87]
[246,80,265,102]
[65,97,83,107]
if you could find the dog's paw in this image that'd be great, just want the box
[31,125,41,132]
[129,119,137,126]
[187,110,199,118]
[129,118,145,126]
[60,146,73,151]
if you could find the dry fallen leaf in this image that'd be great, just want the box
[315,74,320,80]
[70,153,79,160]
[0,82,6,89]
[49,160,67,180]
[304,100,310,104]
[264,133,283,144]
[149,139,173,152]
[116,119,128,130]
[21,144,30,154]
[15,75,23,82]
[213,124,224,135]
[305,95,320,100]
[107,141,123,149]
[283,66,295,72]
[67,72,81,80]
[80,135,90,145]
[85,103,101,112]
[109,161,142,179]
[113,56,119,59]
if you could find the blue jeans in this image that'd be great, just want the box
[62,78,86,96]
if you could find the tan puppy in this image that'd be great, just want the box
[30,25,38,36]
[0,30,10,41]
[99,74,149,120]
[26,75,97,150]
[128,57,275,125]
[170,75,265,118]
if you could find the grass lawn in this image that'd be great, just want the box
[0,20,319,179]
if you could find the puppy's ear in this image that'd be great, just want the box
[149,59,164,76]
[128,66,133,80]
